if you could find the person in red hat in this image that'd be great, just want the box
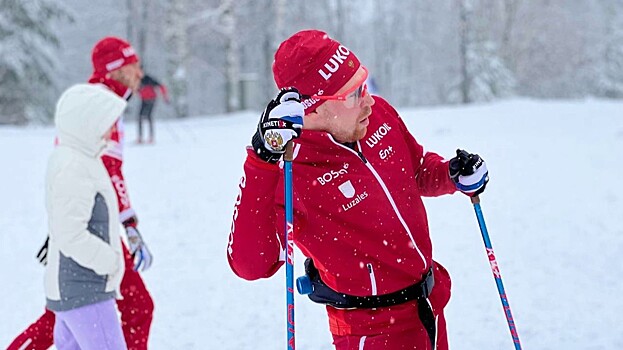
[227,29,489,349]
[7,36,154,350]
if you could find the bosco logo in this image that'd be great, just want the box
[317,163,349,185]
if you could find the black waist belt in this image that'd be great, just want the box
[303,258,438,348]
[303,258,434,309]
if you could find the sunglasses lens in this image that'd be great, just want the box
[347,83,367,108]
[345,91,358,108]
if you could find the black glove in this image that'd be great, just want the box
[36,236,49,266]
[251,88,304,163]
[449,149,489,196]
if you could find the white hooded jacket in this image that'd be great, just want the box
[44,84,127,311]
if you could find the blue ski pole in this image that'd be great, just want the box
[471,195,522,350]
[284,142,295,350]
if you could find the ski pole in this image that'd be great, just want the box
[470,195,522,350]
[284,142,295,350]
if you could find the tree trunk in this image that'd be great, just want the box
[222,0,240,113]
[137,0,149,64]
[166,0,189,118]
[458,0,471,103]
[501,0,518,70]
[126,0,134,43]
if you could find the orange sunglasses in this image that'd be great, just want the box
[303,66,369,109]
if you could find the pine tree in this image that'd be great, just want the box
[0,0,71,124]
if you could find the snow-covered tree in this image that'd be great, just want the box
[500,0,519,67]
[126,0,151,62]
[453,0,515,103]
[165,0,190,118]
[0,0,71,124]
[465,40,516,101]
[1,0,621,124]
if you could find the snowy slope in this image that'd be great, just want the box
[1,98,622,349]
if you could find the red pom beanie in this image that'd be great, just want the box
[91,36,139,75]
[272,30,360,114]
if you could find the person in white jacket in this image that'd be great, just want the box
[45,83,128,350]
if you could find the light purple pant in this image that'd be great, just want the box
[53,299,127,350]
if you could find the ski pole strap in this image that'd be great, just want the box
[303,258,434,309]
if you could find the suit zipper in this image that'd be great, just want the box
[327,134,429,270]
[357,150,368,163]
[366,263,378,295]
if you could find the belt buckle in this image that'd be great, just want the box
[421,268,435,298]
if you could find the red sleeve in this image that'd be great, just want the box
[392,105,456,197]
[101,155,136,223]
[416,150,457,197]
[159,85,169,102]
[227,149,283,280]
[227,148,308,281]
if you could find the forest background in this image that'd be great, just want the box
[1,0,622,124]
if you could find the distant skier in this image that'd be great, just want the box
[7,36,154,350]
[137,74,169,144]
[227,29,489,350]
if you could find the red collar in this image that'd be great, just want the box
[88,73,132,100]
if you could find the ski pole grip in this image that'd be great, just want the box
[284,142,294,161]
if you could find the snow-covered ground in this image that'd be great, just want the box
[1,98,622,349]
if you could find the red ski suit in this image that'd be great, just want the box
[228,96,457,349]
[7,77,153,350]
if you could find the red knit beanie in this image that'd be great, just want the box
[91,36,139,74]
[272,30,361,114]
